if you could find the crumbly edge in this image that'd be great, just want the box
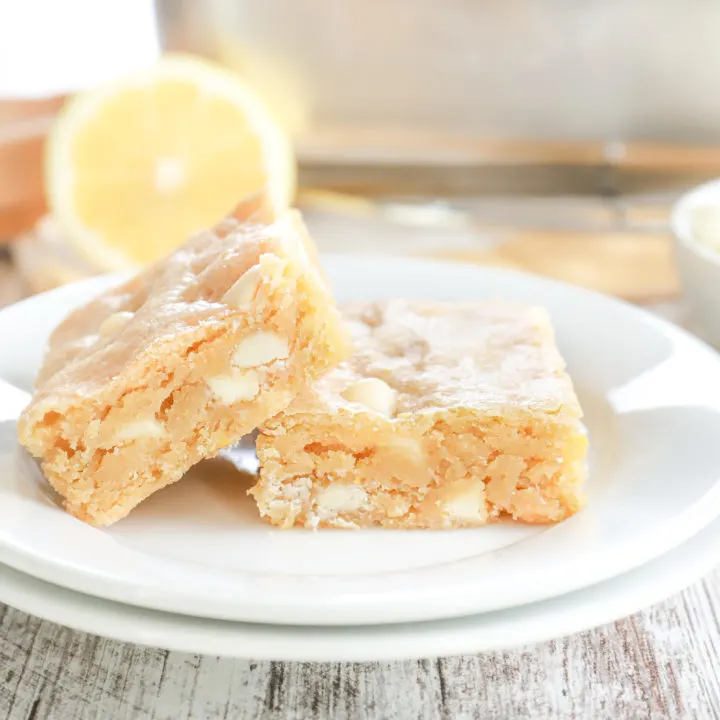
[252,407,587,529]
[17,255,349,526]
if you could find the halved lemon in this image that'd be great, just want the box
[46,54,296,270]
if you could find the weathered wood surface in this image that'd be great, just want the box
[1,569,720,719]
[1,253,719,719]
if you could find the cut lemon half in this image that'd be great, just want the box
[46,54,296,270]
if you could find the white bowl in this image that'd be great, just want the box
[672,179,720,348]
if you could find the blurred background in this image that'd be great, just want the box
[3,0,720,308]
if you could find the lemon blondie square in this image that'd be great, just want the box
[18,192,349,526]
[252,300,587,529]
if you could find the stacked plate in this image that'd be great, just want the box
[2,256,720,662]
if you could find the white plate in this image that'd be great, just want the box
[2,257,720,626]
[2,504,720,661]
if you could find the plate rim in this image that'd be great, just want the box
[1,496,719,661]
[2,255,720,626]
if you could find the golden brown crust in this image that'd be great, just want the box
[17,194,349,526]
[253,300,587,530]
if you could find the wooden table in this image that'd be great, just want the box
[3,575,720,719]
[1,226,719,719]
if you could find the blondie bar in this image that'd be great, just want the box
[18,192,349,525]
[252,300,587,529]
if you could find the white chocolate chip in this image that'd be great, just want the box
[206,369,260,404]
[222,264,263,308]
[385,436,423,457]
[232,331,289,368]
[115,418,165,441]
[98,311,134,338]
[316,484,367,513]
[442,484,488,522]
[341,378,397,416]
